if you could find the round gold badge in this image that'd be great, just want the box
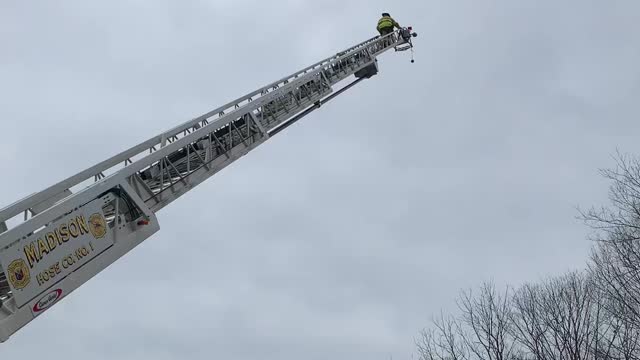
[8,259,30,290]
[88,213,107,239]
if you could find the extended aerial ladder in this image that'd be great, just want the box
[0,27,417,342]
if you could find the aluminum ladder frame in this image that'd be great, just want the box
[0,30,410,342]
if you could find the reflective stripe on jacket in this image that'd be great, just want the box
[377,16,398,31]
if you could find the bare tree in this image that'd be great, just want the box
[508,272,609,360]
[418,272,635,360]
[417,152,640,360]
[614,318,640,360]
[590,294,620,360]
[590,240,640,331]
[588,251,640,359]
[510,283,554,360]
[595,301,640,360]
[457,281,518,360]
[538,272,601,360]
[582,152,640,329]
[417,312,469,360]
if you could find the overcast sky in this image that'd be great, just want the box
[1,1,639,359]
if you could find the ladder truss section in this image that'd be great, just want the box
[0,31,402,231]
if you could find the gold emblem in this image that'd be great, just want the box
[88,213,107,239]
[7,259,30,290]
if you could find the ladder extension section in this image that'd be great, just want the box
[0,30,413,342]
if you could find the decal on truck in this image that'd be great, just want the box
[0,200,114,308]
[32,289,63,314]
[22,215,91,269]
[88,213,107,239]
[7,259,30,290]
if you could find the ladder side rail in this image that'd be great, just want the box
[145,77,371,213]
[0,106,249,248]
[0,136,162,225]
[183,39,387,138]
[139,87,334,208]
[139,52,388,210]
[0,50,372,243]
[161,54,338,138]
[0,33,402,233]
[160,34,393,140]
[0,42,355,225]
[0,64,344,248]
[140,69,338,202]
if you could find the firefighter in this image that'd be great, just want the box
[377,12,401,37]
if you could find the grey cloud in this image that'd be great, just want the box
[1,1,640,359]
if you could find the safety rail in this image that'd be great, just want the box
[0,30,403,234]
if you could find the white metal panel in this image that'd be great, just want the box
[0,213,160,342]
[30,189,72,215]
[0,198,114,307]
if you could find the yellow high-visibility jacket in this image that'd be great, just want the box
[377,16,400,31]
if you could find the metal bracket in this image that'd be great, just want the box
[118,181,155,220]
[248,112,269,138]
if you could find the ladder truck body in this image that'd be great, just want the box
[0,28,417,342]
